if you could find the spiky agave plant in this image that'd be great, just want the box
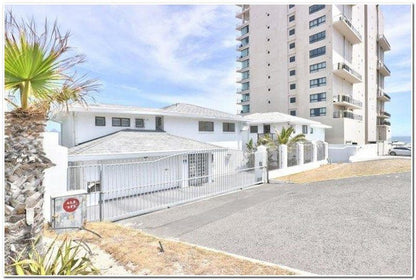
[4,11,99,272]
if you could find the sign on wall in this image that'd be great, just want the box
[51,191,87,229]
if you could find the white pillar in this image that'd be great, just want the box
[279,145,288,169]
[255,145,267,182]
[324,142,329,160]
[312,143,318,162]
[297,143,304,165]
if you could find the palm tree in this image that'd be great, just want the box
[275,126,305,145]
[4,12,98,272]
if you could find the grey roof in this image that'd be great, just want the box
[162,103,244,121]
[69,130,223,156]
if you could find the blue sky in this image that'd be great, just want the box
[7,4,412,136]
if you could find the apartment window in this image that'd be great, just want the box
[242,71,249,79]
[289,4,295,8]
[310,77,326,88]
[289,15,295,22]
[135,118,144,128]
[310,107,326,117]
[310,92,327,102]
[309,15,326,29]
[290,83,296,90]
[289,56,296,63]
[309,31,326,44]
[241,25,249,35]
[242,82,249,90]
[310,127,314,134]
[309,46,326,58]
[310,61,326,73]
[302,125,308,134]
[241,48,249,58]
[289,28,295,36]
[289,69,296,76]
[241,37,249,46]
[290,110,296,116]
[223,122,235,132]
[199,121,214,132]
[290,97,296,103]
[241,59,249,69]
[250,126,258,133]
[309,5,325,14]
[95,116,105,126]
[289,42,295,49]
[112,117,130,127]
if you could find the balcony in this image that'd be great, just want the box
[378,34,391,51]
[236,21,249,31]
[378,60,391,76]
[236,32,249,41]
[377,89,391,102]
[236,54,249,62]
[236,6,250,19]
[236,96,250,105]
[333,14,362,44]
[236,77,249,83]
[377,120,391,126]
[236,88,249,95]
[236,65,249,73]
[333,110,363,121]
[377,111,391,118]
[236,43,249,51]
[333,95,362,110]
[333,62,362,84]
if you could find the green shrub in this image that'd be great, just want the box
[10,237,100,275]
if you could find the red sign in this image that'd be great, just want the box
[63,198,80,213]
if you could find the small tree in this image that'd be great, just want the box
[275,126,305,145]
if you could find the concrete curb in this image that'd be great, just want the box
[167,238,316,276]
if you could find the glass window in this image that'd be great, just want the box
[289,56,296,62]
[290,110,296,116]
[112,117,130,127]
[199,121,214,132]
[289,15,295,22]
[250,126,258,133]
[289,4,295,8]
[242,71,249,79]
[309,15,326,29]
[309,46,326,58]
[310,127,314,134]
[310,77,327,88]
[309,5,325,14]
[241,59,249,69]
[241,48,249,57]
[290,83,296,90]
[289,42,295,49]
[310,107,326,117]
[223,122,235,132]
[289,28,295,36]
[310,61,327,73]
[241,25,249,35]
[135,118,144,128]
[302,125,308,134]
[310,92,326,102]
[289,69,296,76]
[309,31,326,44]
[95,116,105,126]
[290,97,296,103]
[242,82,250,90]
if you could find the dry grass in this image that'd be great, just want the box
[275,158,411,184]
[44,222,295,276]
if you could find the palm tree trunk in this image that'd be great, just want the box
[4,109,53,273]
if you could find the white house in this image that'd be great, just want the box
[244,111,331,143]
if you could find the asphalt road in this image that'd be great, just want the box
[119,172,412,276]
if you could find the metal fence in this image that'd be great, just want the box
[287,144,297,167]
[304,142,313,164]
[316,141,325,161]
[267,148,280,170]
[67,149,265,222]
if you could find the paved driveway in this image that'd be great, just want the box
[119,172,412,275]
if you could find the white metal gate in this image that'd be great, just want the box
[67,149,265,221]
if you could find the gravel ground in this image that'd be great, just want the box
[122,172,412,276]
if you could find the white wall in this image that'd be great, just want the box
[248,123,326,143]
[42,132,68,222]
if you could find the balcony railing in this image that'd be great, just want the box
[333,110,363,120]
[236,43,249,50]
[333,14,362,44]
[333,95,362,109]
[237,96,250,104]
[236,65,249,72]
[236,21,249,30]
[378,111,391,118]
[377,89,391,102]
[333,62,362,83]
[378,120,391,126]
[236,88,249,94]
[378,34,391,51]
[236,6,250,19]
[378,60,391,76]
[236,54,249,61]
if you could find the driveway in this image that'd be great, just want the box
[119,172,412,275]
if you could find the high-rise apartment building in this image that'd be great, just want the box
[236,4,391,144]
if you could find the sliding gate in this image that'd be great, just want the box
[67,149,265,221]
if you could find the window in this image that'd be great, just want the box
[310,92,326,102]
[87,181,101,193]
[241,48,249,57]
[310,127,314,134]
[290,97,296,103]
[289,69,296,76]
[241,59,249,69]
[309,46,326,58]
[290,83,296,90]
[309,31,326,43]
[289,28,295,36]
[302,125,308,134]
[289,56,296,63]
[135,118,144,128]
[250,126,258,133]
[289,15,295,22]
[310,61,326,73]
[289,42,295,49]
[310,77,326,88]
[242,71,249,79]
[241,25,249,35]
[95,116,105,126]
[223,122,235,132]
[289,4,295,8]
[309,5,325,14]
[309,15,326,29]
[290,110,296,116]
[199,121,214,132]
[310,107,326,117]
[112,117,130,127]
[242,82,249,90]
